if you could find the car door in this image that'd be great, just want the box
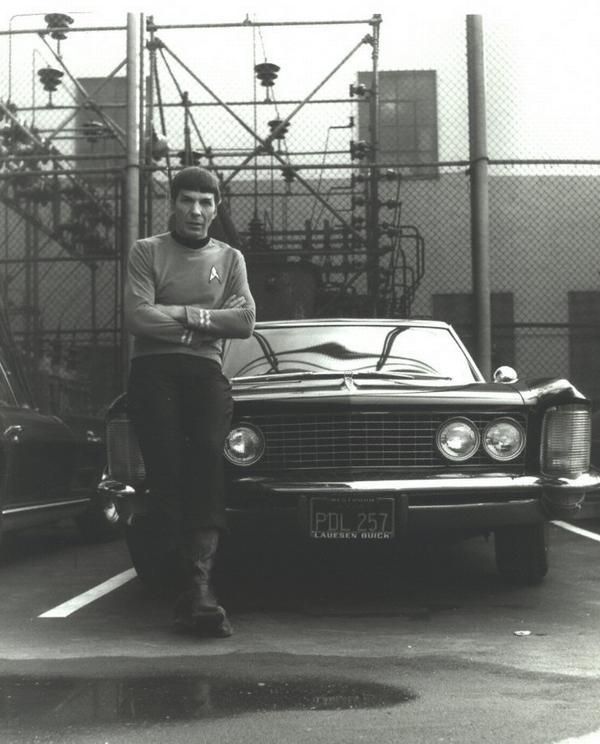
[0,364,78,512]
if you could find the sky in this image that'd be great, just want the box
[2,0,600,160]
[1,0,598,30]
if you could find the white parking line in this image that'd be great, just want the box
[552,521,600,543]
[38,568,137,618]
[36,521,597,619]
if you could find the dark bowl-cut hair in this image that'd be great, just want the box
[170,167,221,204]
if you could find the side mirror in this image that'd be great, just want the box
[493,365,518,383]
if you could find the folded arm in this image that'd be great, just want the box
[123,242,201,346]
[156,251,256,339]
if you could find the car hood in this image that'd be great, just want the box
[106,374,585,416]
[229,373,587,408]
[230,372,526,406]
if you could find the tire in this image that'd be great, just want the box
[494,523,549,585]
[125,516,183,594]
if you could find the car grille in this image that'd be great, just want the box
[241,411,527,471]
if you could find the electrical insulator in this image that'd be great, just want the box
[349,140,368,160]
[268,119,290,140]
[15,143,35,158]
[38,67,64,93]
[349,83,368,98]
[255,62,280,88]
[280,166,295,183]
[82,120,105,143]
[146,131,169,161]
[6,123,31,146]
[44,13,74,40]
[177,150,202,166]
[351,194,365,210]
[146,38,165,52]
[255,62,280,101]
[351,172,366,188]
[384,169,401,181]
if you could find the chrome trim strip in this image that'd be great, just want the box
[3,497,90,516]
[247,472,600,493]
[97,479,136,498]
[232,389,514,402]
[409,499,539,510]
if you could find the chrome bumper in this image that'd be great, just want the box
[236,471,600,496]
[232,471,600,525]
[98,470,600,527]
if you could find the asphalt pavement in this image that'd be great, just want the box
[0,519,599,743]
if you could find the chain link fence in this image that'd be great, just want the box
[0,18,126,415]
[0,12,599,415]
[483,15,600,403]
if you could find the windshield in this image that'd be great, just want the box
[222,324,479,383]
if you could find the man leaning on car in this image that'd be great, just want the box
[124,166,256,638]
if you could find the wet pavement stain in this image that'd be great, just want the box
[0,674,415,727]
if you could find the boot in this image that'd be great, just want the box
[174,528,233,638]
[189,528,219,617]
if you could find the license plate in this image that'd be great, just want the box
[309,496,395,540]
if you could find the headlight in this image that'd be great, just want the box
[437,418,480,462]
[483,418,525,461]
[224,424,265,466]
[541,404,591,476]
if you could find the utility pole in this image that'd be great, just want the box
[123,12,141,386]
[466,14,492,379]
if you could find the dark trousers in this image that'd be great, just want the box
[127,354,233,551]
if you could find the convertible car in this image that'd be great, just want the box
[98,318,600,585]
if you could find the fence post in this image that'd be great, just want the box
[122,12,141,388]
[466,14,492,379]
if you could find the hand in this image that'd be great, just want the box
[221,294,247,309]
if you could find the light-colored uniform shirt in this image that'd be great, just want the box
[124,232,256,365]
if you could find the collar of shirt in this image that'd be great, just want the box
[171,232,211,250]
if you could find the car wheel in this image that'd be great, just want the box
[494,523,548,585]
[75,498,122,542]
[125,516,184,593]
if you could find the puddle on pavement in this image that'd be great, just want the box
[0,675,415,727]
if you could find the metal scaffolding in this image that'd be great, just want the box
[0,12,427,415]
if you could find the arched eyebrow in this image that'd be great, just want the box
[179,194,215,205]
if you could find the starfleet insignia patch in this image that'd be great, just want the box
[208,265,221,283]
